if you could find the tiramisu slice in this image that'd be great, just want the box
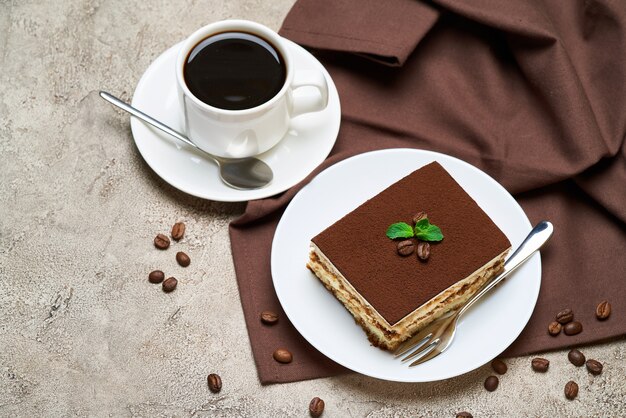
[307,161,511,351]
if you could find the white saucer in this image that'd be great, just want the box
[272,149,541,382]
[130,39,340,202]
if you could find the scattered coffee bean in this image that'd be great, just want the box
[531,357,550,372]
[148,270,165,284]
[162,277,178,292]
[309,397,325,417]
[176,251,191,267]
[154,233,170,250]
[207,373,222,393]
[456,413,473,418]
[556,308,574,324]
[564,380,578,400]
[171,222,186,241]
[412,211,427,224]
[491,359,507,375]
[586,359,603,375]
[417,241,430,261]
[484,375,499,392]
[568,349,586,367]
[260,310,279,325]
[595,300,611,320]
[548,321,562,336]
[397,240,415,256]
[563,321,583,336]
[273,348,293,364]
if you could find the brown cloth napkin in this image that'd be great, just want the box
[230,0,626,384]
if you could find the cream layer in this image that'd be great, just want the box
[307,242,510,351]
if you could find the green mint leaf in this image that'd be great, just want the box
[386,222,415,239]
[414,218,444,242]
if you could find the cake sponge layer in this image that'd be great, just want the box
[308,243,508,350]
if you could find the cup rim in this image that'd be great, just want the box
[176,19,293,116]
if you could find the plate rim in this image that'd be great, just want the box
[271,148,541,382]
[130,38,341,202]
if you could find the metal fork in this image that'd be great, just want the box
[394,221,554,367]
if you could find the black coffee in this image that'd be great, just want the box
[183,32,286,110]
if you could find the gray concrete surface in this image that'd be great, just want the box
[0,1,624,416]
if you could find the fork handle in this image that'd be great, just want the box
[457,221,554,318]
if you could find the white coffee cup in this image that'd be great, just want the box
[175,20,329,159]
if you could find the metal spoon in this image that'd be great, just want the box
[99,91,273,190]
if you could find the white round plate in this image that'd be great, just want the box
[271,149,541,382]
[130,39,340,202]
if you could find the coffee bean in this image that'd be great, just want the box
[484,375,499,392]
[586,359,603,375]
[162,277,178,292]
[148,270,165,284]
[595,300,611,320]
[273,348,293,364]
[456,413,473,418]
[171,222,186,241]
[176,251,191,267]
[417,241,430,261]
[397,240,415,256]
[491,358,507,375]
[563,321,583,336]
[309,397,325,417]
[260,310,279,325]
[207,373,222,393]
[412,211,427,224]
[531,357,549,372]
[548,321,562,336]
[564,380,578,400]
[556,308,574,324]
[568,349,586,367]
[154,233,170,250]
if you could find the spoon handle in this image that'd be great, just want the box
[457,221,554,318]
[99,91,198,150]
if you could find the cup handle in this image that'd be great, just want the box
[290,70,329,118]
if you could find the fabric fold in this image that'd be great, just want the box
[280,0,440,66]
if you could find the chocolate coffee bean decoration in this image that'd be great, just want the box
[548,321,562,336]
[171,222,186,241]
[176,251,191,267]
[491,359,507,375]
[531,357,550,372]
[564,381,578,400]
[484,375,499,392]
[148,270,165,284]
[309,397,325,417]
[207,373,222,393]
[556,308,574,324]
[417,241,430,261]
[568,349,586,367]
[595,301,611,320]
[586,359,603,375]
[260,310,279,325]
[412,211,427,224]
[563,321,583,336]
[154,233,170,250]
[456,413,473,418]
[162,277,178,292]
[397,240,415,256]
[273,348,293,364]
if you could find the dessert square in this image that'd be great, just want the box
[307,161,511,350]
